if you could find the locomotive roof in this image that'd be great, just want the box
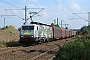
[30,22,50,26]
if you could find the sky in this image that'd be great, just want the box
[0,0,90,29]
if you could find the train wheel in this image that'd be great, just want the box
[46,39,49,43]
[39,39,43,44]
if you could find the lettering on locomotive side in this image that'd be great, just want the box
[42,29,50,34]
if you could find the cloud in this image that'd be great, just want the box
[12,10,18,15]
[0,8,4,15]
[28,4,44,8]
[72,3,81,11]
[28,4,35,7]
[68,0,81,2]
[30,0,37,2]
[26,0,37,2]
[58,4,69,13]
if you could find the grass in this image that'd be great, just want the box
[9,31,15,35]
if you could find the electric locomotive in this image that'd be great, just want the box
[19,22,53,44]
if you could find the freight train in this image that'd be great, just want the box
[19,22,76,45]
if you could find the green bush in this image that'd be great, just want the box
[54,37,90,60]
[18,27,21,31]
[9,25,16,29]
[1,26,9,30]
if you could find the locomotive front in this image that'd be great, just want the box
[19,25,35,44]
[19,24,53,44]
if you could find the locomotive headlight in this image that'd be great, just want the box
[21,36,24,37]
[31,36,33,37]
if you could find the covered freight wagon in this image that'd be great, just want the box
[69,30,72,37]
[61,28,66,38]
[65,29,70,38]
[50,26,61,40]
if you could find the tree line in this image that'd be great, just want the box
[78,25,90,36]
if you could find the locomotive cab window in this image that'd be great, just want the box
[22,26,34,30]
[37,27,38,30]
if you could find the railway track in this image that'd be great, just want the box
[30,38,75,60]
[30,47,59,60]
[0,46,23,55]
[0,37,75,60]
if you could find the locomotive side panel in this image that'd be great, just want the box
[40,25,53,39]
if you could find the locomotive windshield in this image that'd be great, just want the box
[22,26,34,30]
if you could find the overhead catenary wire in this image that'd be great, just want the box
[5,8,44,20]
[62,0,81,25]
[5,8,44,10]
[62,0,89,27]
[32,8,44,17]
[62,0,88,22]
[0,0,21,8]
[27,8,44,22]
[73,13,87,14]
[54,0,75,28]
[1,15,15,17]
[4,9,24,10]
[62,0,73,13]
[55,0,86,28]
[54,0,72,18]
[5,9,24,20]
[5,6,44,25]
[73,13,88,22]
